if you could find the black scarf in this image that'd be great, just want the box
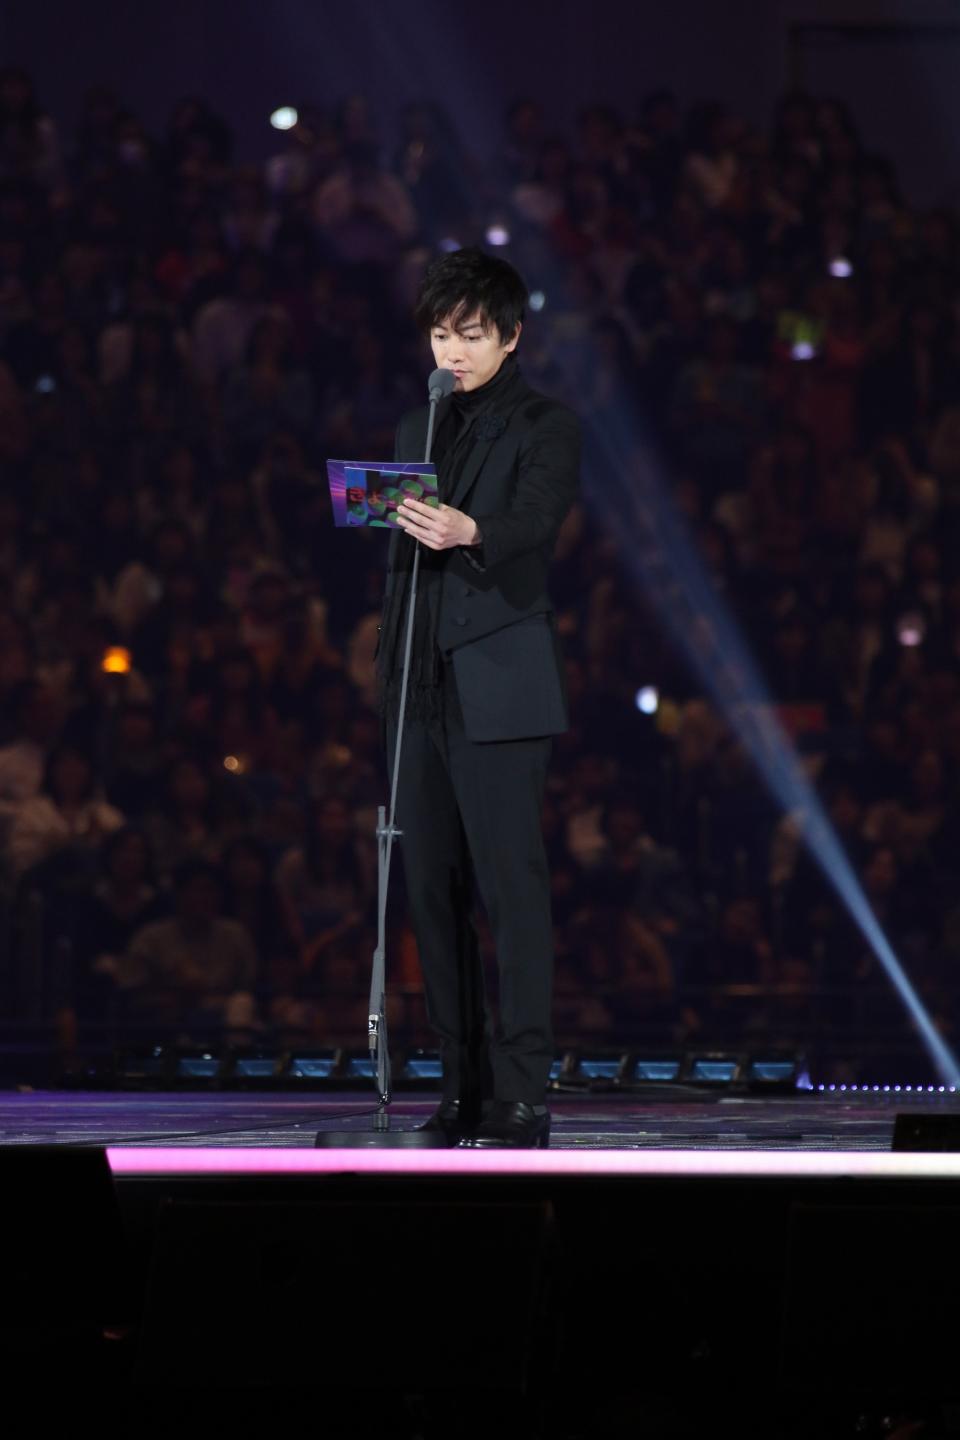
[376,353,522,729]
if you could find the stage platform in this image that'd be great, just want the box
[6,1087,960,1426]
[0,1085,955,1165]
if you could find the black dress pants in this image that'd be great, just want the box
[384,655,554,1109]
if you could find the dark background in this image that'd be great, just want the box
[3,0,960,1083]
[5,0,960,201]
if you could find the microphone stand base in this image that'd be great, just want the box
[314,1126,450,1149]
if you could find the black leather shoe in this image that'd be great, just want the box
[416,1099,472,1146]
[458,1101,550,1149]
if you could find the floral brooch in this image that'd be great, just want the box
[474,414,507,442]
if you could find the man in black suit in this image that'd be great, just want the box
[374,247,580,1147]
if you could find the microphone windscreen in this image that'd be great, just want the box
[428,367,456,401]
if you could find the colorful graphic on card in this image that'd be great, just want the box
[326,460,439,528]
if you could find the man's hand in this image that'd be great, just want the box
[395,497,479,550]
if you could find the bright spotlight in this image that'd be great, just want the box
[529,290,547,312]
[896,611,926,648]
[485,223,511,247]
[828,256,854,278]
[270,106,298,132]
[636,685,659,715]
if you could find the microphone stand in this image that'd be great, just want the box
[316,370,453,1147]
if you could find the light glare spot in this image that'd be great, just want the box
[270,106,298,132]
[896,611,925,648]
[101,646,131,675]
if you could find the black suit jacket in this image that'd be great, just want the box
[377,368,581,741]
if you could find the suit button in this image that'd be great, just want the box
[454,615,468,626]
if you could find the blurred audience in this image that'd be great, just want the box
[116,858,257,1027]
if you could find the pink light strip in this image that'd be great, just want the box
[106,1147,960,1180]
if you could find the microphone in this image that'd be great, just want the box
[422,367,453,468]
[428,367,455,403]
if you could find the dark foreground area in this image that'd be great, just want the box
[4,1088,960,1436]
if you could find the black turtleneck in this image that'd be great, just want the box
[449,350,518,420]
[434,351,518,490]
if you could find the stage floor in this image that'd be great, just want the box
[4,1087,960,1177]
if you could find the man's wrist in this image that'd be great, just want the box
[467,518,482,546]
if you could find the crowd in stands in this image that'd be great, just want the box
[2,66,959,1071]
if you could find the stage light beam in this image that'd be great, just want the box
[585,418,960,1088]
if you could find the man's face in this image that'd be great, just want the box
[429,308,520,393]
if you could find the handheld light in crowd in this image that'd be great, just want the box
[101,646,131,675]
[636,686,659,715]
[270,106,298,131]
[778,310,823,363]
[828,255,854,278]
[529,290,547,312]
[896,611,926,648]
[484,223,510,247]
[223,754,245,774]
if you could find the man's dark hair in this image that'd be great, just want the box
[414,246,527,344]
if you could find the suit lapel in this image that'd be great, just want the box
[446,383,531,512]
[391,371,531,529]
[447,432,498,513]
